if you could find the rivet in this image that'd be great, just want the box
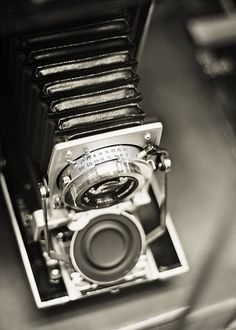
[144,132,151,141]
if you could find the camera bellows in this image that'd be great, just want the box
[12,16,145,174]
[70,214,144,283]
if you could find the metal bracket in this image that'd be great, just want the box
[140,145,171,244]
[38,179,70,263]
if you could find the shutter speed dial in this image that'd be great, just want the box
[59,145,153,210]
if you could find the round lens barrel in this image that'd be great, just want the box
[70,213,144,283]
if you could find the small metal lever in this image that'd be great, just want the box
[143,144,171,172]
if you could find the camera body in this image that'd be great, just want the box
[0,0,188,308]
[1,121,188,308]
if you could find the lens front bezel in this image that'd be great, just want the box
[70,211,146,284]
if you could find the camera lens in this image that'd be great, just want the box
[59,145,149,210]
[81,176,138,208]
[70,213,144,283]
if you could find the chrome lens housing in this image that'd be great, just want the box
[59,145,153,210]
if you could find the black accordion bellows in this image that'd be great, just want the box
[4,1,148,174]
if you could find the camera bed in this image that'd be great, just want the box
[1,160,187,307]
[0,119,188,308]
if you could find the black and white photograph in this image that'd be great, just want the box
[0,1,235,329]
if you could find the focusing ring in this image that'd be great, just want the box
[70,213,145,284]
[59,145,153,210]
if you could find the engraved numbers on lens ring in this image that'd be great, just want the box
[74,145,141,174]
[60,145,142,186]
[58,144,153,210]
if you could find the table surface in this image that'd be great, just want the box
[0,8,236,330]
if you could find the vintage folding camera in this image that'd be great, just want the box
[0,0,188,308]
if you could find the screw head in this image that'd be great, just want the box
[65,150,72,160]
[56,232,64,239]
[144,132,151,141]
[53,196,62,208]
[62,175,71,186]
[158,157,172,172]
[50,268,60,280]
